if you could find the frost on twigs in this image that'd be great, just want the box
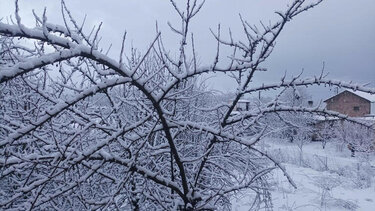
[0,0,374,210]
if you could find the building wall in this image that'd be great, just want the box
[325,91,371,117]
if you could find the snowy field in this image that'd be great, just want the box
[232,140,375,211]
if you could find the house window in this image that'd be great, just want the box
[353,106,359,111]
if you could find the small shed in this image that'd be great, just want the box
[235,99,251,112]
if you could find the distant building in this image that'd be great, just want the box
[235,99,251,112]
[228,99,252,116]
[324,90,375,117]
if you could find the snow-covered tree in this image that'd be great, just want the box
[333,121,374,156]
[1,0,374,210]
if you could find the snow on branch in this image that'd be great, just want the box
[1,0,374,210]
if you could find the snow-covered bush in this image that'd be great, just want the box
[334,121,374,154]
[313,174,359,211]
[319,120,375,155]
[312,175,341,209]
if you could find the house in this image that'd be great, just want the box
[324,90,375,117]
[316,90,375,151]
[235,99,251,112]
[228,99,252,116]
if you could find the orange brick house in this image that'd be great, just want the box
[324,90,375,117]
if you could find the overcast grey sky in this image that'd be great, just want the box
[1,0,374,100]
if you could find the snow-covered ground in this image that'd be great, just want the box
[232,140,375,211]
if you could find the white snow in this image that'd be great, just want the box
[346,89,375,102]
[232,139,375,211]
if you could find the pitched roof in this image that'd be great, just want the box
[238,99,251,103]
[345,89,375,102]
[324,90,375,102]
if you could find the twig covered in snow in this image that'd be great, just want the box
[1,0,373,210]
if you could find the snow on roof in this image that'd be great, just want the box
[345,89,375,102]
[325,89,375,102]
[238,99,251,103]
[312,114,375,123]
[312,115,339,121]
